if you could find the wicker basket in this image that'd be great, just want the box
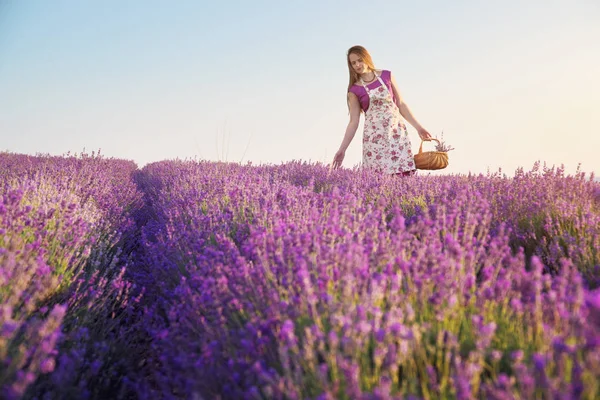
[413,138,449,170]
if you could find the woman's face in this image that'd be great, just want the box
[348,53,367,74]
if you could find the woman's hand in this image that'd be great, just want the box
[417,127,433,140]
[331,149,345,170]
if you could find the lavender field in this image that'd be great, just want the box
[1,151,599,399]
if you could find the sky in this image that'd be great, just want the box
[1,0,599,176]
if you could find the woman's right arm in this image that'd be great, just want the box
[332,93,361,169]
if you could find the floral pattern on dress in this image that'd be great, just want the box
[360,78,414,174]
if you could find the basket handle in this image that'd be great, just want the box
[418,138,441,154]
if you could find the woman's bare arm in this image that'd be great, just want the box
[390,73,432,140]
[338,92,361,152]
[332,92,361,169]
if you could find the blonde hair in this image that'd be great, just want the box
[346,45,376,112]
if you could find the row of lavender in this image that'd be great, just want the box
[2,152,599,399]
[133,160,600,399]
[0,151,144,399]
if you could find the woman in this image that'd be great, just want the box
[332,45,432,175]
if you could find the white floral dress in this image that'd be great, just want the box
[359,73,415,174]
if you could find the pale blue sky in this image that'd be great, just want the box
[1,0,599,175]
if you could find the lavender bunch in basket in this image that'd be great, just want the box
[434,131,455,152]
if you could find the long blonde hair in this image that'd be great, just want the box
[346,45,376,112]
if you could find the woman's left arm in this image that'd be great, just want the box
[390,73,432,140]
